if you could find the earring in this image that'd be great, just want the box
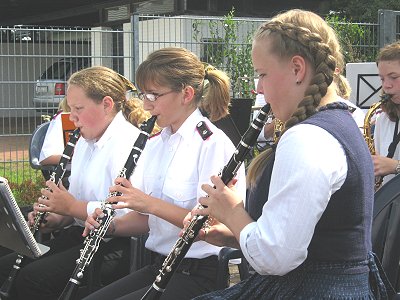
[296,80,302,85]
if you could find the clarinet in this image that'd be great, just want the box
[0,128,80,299]
[141,104,270,300]
[58,115,157,300]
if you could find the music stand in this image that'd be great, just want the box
[0,177,49,258]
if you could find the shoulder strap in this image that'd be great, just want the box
[387,118,400,159]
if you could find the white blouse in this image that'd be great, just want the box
[240,124,348,275]
[69,111,140,225]
[374,112,400,185]
[39,113,65,163]
[131,109,247,259]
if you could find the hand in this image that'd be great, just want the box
[196,175,243,226]
[181,210,239,248]
[29,203,67,234]
[83,208,104,237]
[372,155,398,177]
[109,177,153,213]
[37,180,75,216]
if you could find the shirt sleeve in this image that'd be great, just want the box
[39,114,65,163]
[239,124,347,275]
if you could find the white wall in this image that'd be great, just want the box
[346,62,382,110]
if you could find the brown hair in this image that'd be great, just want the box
[135,47,230,122]
[376,41,400,122]
[247,9,336,187]
[68,66,152,129]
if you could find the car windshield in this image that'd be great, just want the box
[40,61,72,80]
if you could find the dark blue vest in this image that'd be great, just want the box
[247,106,374,262]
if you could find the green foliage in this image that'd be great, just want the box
[329,0,400,22]
[325,13,378,63]
[192,7,258,98]
[1,162,44,207]
[9,178,44,207]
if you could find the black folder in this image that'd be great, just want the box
[0,177,49,258]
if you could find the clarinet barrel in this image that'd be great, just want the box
[141,104,270,300]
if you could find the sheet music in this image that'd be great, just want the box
[0,177,49,258]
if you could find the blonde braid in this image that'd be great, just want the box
[247,14,336,188]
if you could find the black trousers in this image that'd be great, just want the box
[0,226,130,300]
[83,252,219,300]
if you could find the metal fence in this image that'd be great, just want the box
[0,10,399,185]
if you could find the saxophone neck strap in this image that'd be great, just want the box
[387,118,400,159]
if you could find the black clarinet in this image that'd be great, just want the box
[58,115,157,300]
[0,128,80,299]
[141,104,270,300]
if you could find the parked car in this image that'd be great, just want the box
[33,57,90,113]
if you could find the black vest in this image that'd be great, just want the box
[246,106,374,262]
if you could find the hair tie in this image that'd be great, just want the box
[204,70,209,80]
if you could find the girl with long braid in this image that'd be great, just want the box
[189,9,393,299]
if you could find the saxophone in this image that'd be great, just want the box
[58,115,157,300]
[0,128,80,299]
[363,93,391,189]
[140,104,270,300]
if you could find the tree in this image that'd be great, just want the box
[328,0,400,22]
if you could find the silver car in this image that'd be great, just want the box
[33,58,89,112]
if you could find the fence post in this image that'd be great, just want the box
[131,13,140,77]
[378,9,396,48]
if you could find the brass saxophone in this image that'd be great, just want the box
[363,93,391,189]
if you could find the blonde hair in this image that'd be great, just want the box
[334,74,351,100]
[58,97,70,112]
[247,9,337,187]
[68,66,153,129]
[377,41,400,122]
[136,47,230,122]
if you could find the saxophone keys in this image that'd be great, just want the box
[77,271,84,279]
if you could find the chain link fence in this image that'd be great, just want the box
[0,10,398,188]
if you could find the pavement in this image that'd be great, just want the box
[0,116,42,161]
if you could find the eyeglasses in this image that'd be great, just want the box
[138,90,176,102]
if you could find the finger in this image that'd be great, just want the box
[112,202,129,210]
[40,188,50,198]
[114,177,132,188]
[58,181,67,191]
[194,206,209,216]
[109,184,125,195]
[226,178,238,189]
[198,228,207,241]
[83,223,92,237]
[94,208,104,216]
[36,204,47,212]
[210,175,224,188]
[183,211,192,225]
[46,180,57,190]
[82,227,90,237]
[198,196,209,208]
[201,183,214,194]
